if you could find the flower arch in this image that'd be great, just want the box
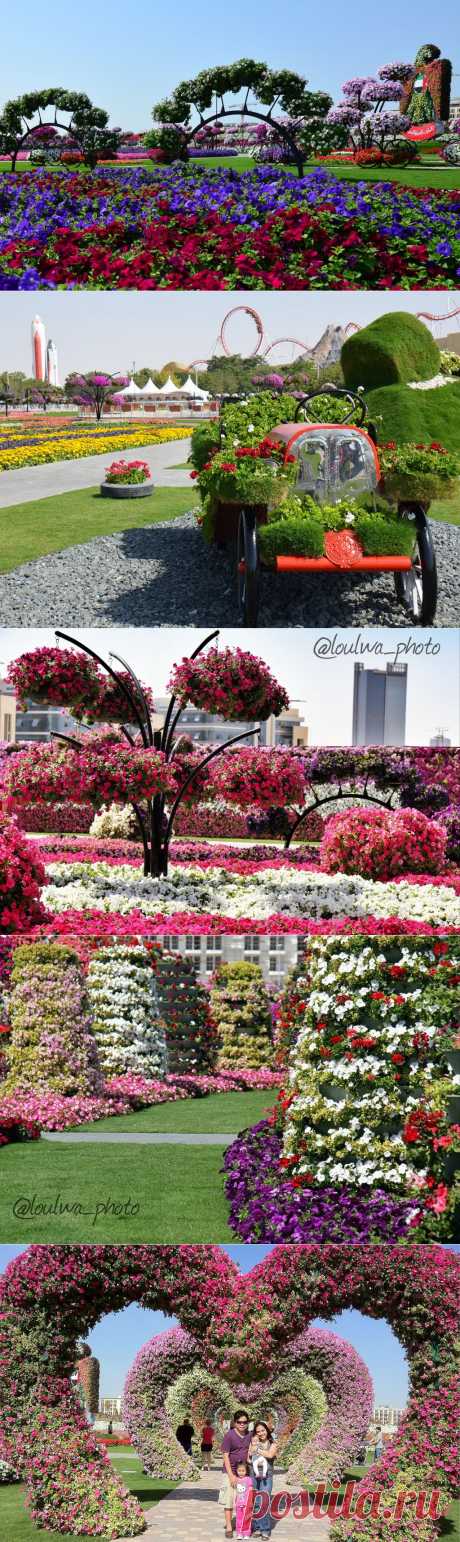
[122,1322,371,1484]
[152,60,332,177]
[0,1245,458,1539]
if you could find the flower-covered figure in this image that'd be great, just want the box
[400,43,452,127]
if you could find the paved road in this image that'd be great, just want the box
[0,437,192,505]
[117,1467,331,1541]
[42,1132,234,1145]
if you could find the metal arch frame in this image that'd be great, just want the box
[284,779,401,848]
[51,628,260,878]
[185,106,305,178]
[219,306,265,358]
[262,336,311,363]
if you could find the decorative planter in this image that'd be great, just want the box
[384,472,460,504]
[100,482,155,499]
[214,500,267,544]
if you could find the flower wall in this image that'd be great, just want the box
[210,961,274,1069]
[0,815,45,933]
[0,1245,457,1542]
[281,937,459,1225]
[3,944,103,1097]
[87,945,168,1079]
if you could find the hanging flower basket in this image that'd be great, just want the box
[168,645,290,722]
[6,647,102,714]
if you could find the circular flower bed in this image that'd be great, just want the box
[0,1245,458,1540]
[0,815,46,933]
[320,806,447,880]
[104,459,152,485]
[168,646,289,721]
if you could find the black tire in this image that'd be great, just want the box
[237,509,260,625]
[394,507,438,625]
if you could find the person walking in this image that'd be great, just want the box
[201,1420,215,1470]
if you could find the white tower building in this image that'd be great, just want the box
[31,314,47,381]
[46,339,60,387]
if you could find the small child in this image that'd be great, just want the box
[234,1459,253,1541]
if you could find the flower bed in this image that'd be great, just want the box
[41,861,460,927]
[4,943,103,1096]
[0,167,459,289]
[380,441,460,503]
[0,1066,281,1134]
[0,815,46,932]
[320,806,447,879]
[104,458,152,485]
[0,418,190,471]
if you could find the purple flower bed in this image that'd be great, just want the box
[223,1120,421,1242]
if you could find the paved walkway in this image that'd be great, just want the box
[42,1132,234,1145]
[118,1468,331,1540]
[0,437,192,505]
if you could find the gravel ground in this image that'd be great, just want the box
[0,510,458,627]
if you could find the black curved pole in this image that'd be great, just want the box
[163,726,260,849]
[161,629,219,756]
[185,106,304,177]
[109,651,154,748]
[284,786,398,848]
[55,630,148,746]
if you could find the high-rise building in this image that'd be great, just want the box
[152,700,308,748]
[31,314,47,380]
[15,699,80,744]
[430,729,451,747]
[46,338,60,387]
[352,663,407,746]
[0,678,16,742]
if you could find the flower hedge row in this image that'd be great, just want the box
[0,1245,457,1541]
[321,807,447,880]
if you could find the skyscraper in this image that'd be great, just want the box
[31,314,47,380]
[46,338,60,387]
[352,663,407,746]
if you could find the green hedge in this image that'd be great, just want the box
[366,381,460,452]
[342,312,440,390]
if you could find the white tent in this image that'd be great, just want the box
[157,376,180,395]
[140,377,160,396]
[180,375,210,399]
[117,379,143,397]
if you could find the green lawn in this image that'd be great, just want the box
[72,1088,276,1133]
[1,155,458,188]
[0,485,193,574]
[429,499,460,526]
[0,1140,232,1241]
[0,1455,176,1540]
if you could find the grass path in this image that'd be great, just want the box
[0,486,192,573]
[71,1088,275,1134]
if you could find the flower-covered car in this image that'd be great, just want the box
[193,385,440,626]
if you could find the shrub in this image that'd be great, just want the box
[320,806,446,880]
[210,961,274,1069]
[342,311,440,391]
[4,944,103,1096]
[0,815,45,932]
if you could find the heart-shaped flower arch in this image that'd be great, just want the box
[122,1323,371,1486]
[0,1245,458,1540]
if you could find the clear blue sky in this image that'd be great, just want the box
[1,627,458,745]
[1,1,459,127]
[1,293,459,379]
[0,1245,458,1405]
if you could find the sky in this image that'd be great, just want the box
[1,627,458,744]
[1,293,459,378]
[1,0,459,127]
[0,1244,458,1405]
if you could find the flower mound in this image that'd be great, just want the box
[321,806,447,880]
[0,1245,458,1541]
[0,816,46,933]
[168,646,289,721]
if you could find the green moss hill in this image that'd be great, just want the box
[365,381,460,450]
[342,311,441,390]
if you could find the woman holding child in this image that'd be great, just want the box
[220,1411,277,1539]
